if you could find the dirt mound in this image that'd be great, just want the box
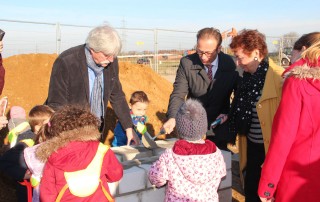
[2,54,173,144]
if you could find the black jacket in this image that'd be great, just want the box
[0,142,29,202]
[167,52,240,149]
[47,45,132,135]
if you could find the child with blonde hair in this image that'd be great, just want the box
[36,105,123,202]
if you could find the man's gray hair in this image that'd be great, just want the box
[86,25,122,56]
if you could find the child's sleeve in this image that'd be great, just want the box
[40,162,58,202]
[148,150,169,187]
[103,149,123,182]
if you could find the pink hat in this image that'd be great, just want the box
[10,106,26,119]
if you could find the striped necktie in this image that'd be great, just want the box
[207,65,213,81]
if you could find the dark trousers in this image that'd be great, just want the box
[244,139,265,202]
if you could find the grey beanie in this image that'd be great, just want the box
[176,99,208,141]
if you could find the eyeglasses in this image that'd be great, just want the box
[100,52,114,60]
[91,49,114,60]
[196,49,217,57]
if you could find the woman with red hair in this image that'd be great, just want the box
[228,29,284,202]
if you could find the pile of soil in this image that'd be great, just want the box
[1,54,173,145]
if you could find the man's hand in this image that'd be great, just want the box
[162,118,176,134]
[126,128,140,146]
[0,115,8,130]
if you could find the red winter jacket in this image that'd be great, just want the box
[39,141,123,202]
[258,58,320,201]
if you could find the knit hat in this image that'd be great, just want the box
[8,106,28,131]
[176,99,208,141]
[10,106,26,119]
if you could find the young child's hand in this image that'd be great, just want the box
[23,169,32,180]
[0,115,8,130]
[126,128,140,146]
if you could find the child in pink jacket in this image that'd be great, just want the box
[148,99,226,202]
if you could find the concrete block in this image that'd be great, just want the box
[138,164,153,188]
[219,170,232,189]
[107,181,119,196]
[121,156,159,170]
[141,187,166,202]
[112,145,153,161]
[221,150,232,169]
[218,188,232,202]
[115,193,140,202]
[119,166,146,194]
[152,147,167,156]
[114,153,123,162]
[155,139,176,149]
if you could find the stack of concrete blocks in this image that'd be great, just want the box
[109,139,232,202]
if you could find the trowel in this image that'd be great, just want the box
[136,123,167,149]
[141,128,166,149]
[136,122,158,149]
[141,131,158,149]
[152,128,166,140]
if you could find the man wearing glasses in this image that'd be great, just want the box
[163,27,240,151]
[46,25,139,146]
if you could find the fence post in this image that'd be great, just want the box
[279,36,284,66]
[154,28,158,73]
[56,22,61,55]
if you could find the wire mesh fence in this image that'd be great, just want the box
[0,19,298,76]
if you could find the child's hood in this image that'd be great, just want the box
[45,141,101,171]
[35,127,100,164]
[172,148,224,185]
[24,144,43,175]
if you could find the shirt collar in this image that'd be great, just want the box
[211,55,219,67]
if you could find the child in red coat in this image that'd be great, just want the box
[36,105,123,202]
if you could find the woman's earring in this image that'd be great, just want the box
[254,57,258,61]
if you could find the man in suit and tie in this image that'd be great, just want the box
[163,27,240,150]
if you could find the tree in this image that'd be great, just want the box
[277,32,300,66]
[282,32,299,48]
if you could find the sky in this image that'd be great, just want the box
[1,0,320,56]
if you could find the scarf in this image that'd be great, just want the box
[131,112,147,126]
[85,47,104,119]
[173,139,217,155]
[229,58,269,135]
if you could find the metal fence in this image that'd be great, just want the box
[0,19,298,75]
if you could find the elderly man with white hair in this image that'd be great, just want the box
[47,25,139,145]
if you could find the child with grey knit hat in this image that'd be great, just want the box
[149,99,226,202]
